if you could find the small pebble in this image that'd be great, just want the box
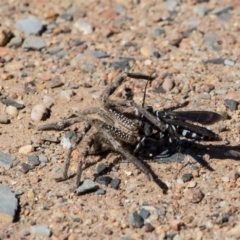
[16,17,44,35]
[61,131,77,149]
[111,178,121,189]
[45,77,63,88]
[20,229,30,236]
[188,181,197,188]
[185,188,204,203]
[60,90,75,101]
[7,36,23,48]
[145,223,155,232]
[227,224,240,237]
[22,36,46,51]
[128,211,144,228]
[140,46,152,57]
[88,50,110,58]
[31,104,49,121]
[43,95,55,109]
[139,208,150,220]
[94,163,108,175]
[96,176,112,186]
[0,115,9,124]
[31,225,51,237]
[18,145,33,154]
[38,154,48,163]
[0,185,18,223]
[224,59,235,66]
[162,78,174,91]
[215,89,227,95]
[19,163,34,173]
[170,219,184,231]
[73,19,93,35]
[182,173,193,183]
[6,106,18,117]
[127,184,138,193]
[2,99,25,109]
[76,179,99,195]
[0,152,13,170]
[28,155,40,166]
[95,188,106,195]
[224,99,238,111]
[152,28,165,37]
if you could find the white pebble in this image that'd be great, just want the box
[60,90,74,101]
[43,95,54,108]
[31,104,49,121]
[31,225,51,237]
[73,20,93,35]
[224,59,235,66]
[18,145,33,154]
[6,106,18,117]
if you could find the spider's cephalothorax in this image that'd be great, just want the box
[38,72,163,188]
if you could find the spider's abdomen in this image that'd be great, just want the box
[109,109,137,131]
[102,122,137,144]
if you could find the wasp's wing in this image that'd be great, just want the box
[165,118,222,141]
[167,111,222,125]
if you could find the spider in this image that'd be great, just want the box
[37,72,166,189]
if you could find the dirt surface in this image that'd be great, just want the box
[0,0,240,239]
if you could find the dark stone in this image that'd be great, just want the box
[153,85,166,94]
[0,185,18,223]
[22,36,46,51]
[152,51,161,58]
[95,188,106,195]
[224,99,238,111]
[1,99,25,109]
[152,28,165,37]
[114,4,126,14]
[47,47,63,55]
[139,208,150,220]
[111,178,121,189]
[76,179,99,195]
[182,27,196,38]
[212,5,233,15]
[55,50,68,59]
[45,77,63,88]
[205,58,225,65]
[128,211,144,228]
[60,13,73,21]
[96,176,112,186]
[81,63,96,73]
[19,163,34,173]
[73,217,82,223]
[182,173,193,182]
[165,233,176,240]
[28,155,40,166]
[94,163,108,175]
[0,152,13,170]
[72,40,85,46]
[109,60,130,70]
[88,50,110,59]
[157,209,166,216]
[145,223,155,232]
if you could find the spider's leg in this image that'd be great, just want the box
[38,115,88,131]
[103,130,154,181]
[55,122,92,182]
[81,107,115,125]
[76,133,96,187]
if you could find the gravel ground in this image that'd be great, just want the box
[0,0,240,239]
